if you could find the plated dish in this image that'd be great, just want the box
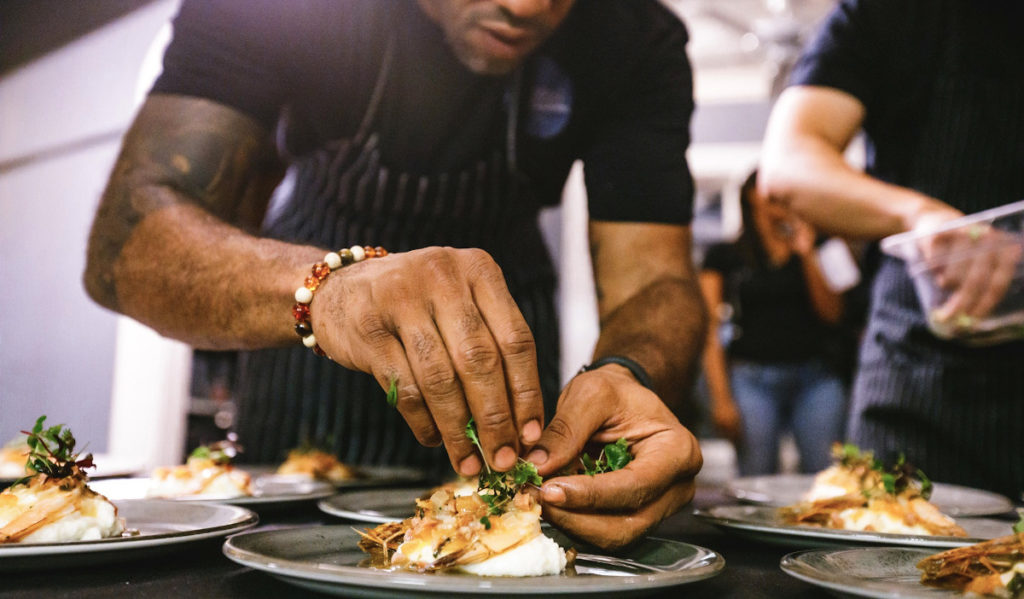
[725,474,1014,517]
[0,499,257,571]
[223,525,724,597]
[89,475,335,509]
[696,505,1010,549]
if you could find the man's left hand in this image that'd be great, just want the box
[525,364,702,550]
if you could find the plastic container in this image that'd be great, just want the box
[880,199,1024,345]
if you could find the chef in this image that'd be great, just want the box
[84,0,706,548]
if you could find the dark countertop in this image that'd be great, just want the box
[3,488,835,599]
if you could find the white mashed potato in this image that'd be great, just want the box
[147,464,251,498]
[0,487,124,543]
[836,508,933,535]
[456,533,567,577]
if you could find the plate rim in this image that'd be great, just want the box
[222,524,726,594]
[88,475,337,506]
[696,505,1005,549]
[0,499,258,557]
[317,486,432,524]
[780,547,952,599]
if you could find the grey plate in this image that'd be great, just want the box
[319,487,430,524]
[781,547,960,598]
[0,499,257,570]
[696,505,1013,549]
[724,474,1015,517]
[90,475,336,508]
[223,525,725,598]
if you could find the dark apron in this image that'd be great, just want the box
[233,41,560,476]
[849,4,1024,497]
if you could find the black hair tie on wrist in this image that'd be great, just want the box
[578,355,655,392]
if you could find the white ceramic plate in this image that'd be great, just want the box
[319,487,430,524]
[90,475,336,509]
[0,499,257,571]
[781,547,961,598]
[223,525,724,598]
[696,505,1013,549]
[724,474,1015,517]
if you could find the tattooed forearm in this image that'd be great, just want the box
[84,94,277,310]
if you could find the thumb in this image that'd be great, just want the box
[527,381,606,477]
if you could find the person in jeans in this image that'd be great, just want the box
[700,171,847,475]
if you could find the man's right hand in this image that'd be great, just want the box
[309,246,545,476]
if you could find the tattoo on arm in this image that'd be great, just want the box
[85,94,280,310]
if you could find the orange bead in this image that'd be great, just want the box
[312,262,330,279]
[375,246,387,256]
[364,246,377,258]
[304,276,320,291]
[292,303,310,321]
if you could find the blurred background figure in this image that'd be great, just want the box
[699,170,848,475]
[759,0,1024,497]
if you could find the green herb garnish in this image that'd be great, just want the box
[581,438,633,476]
[832,443,932,500]
[13,416,94,488]
[479,516,491,530]
[386,377,398,408]
[464,418,543,515]
[189,438,242,465]
[1014,509,1024,534]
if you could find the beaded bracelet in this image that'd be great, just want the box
[292,245,388,356]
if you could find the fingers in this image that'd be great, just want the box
[465,251,544,445]
[430,252,521,472]
[395,319,481,475]
[970,243,1022,317]
[539,431,701,512]
[527,377,606,477]
[540,481,695,550]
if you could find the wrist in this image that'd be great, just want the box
[579,355,655,392]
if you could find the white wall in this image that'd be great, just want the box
[0,0,181,453]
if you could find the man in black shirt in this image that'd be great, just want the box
[84,0,706,548]
[759,0,1024,496]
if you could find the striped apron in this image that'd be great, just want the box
[233,41,561,477]
[848,5,1024,498]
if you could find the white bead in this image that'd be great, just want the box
[295,287,313,304]
[302,334,318,348]
[350,245,366,262]
[324,252,342,270]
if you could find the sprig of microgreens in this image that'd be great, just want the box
[189,437,243,465]
[13,415,94,488]
[1013,509,1024,535]
[464,418,541,525]
[836,443,933,500]
[386,377,398,408]
[580,438,632,476]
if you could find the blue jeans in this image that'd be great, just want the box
[730,359,847,476]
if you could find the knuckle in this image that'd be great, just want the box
[355,312,391,345]
[475,406,512,431]
[543,417,574,446]
[394,384,424,411]
[458,341,501,375]
[462,249,504,281]
[498,326,536,357]
[420,362,458,395]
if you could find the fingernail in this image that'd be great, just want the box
[494,446,516,470]
[526,448,548,466]
[522,420,541,443]
[459,454,481,476]
[542,484,565,505]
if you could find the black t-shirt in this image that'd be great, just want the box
[151,0,695,224]
[789,0,1024,214]
[703,243,834,363]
